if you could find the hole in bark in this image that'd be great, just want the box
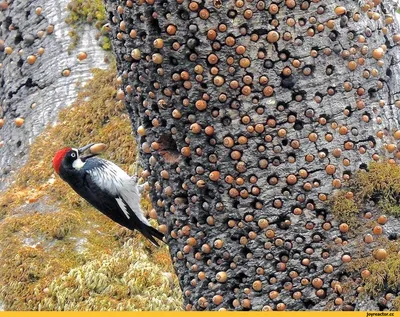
[302,299,315,309]
[157,133,179,159]
[282,139,288,146]
[169,57,179,66]
[3,17,11,29]
[326,65,334,75]
[368,88,377,99]
[149,13,161,33]
[281,76,295,89]
[263,59,274,69]
[178,8,189,20]
[16,140,22,147]
[253,28,268,36]
[230,232,240,241]
[221,116,231,126]
[186,37,198,50]
[293,120,303,130]
[272,157,281,166]
[14,33,23,44]
[17,59,23,68]
[25,78,34,87]
[227,9,237,18]
[329,30,339,41]
[278,49,290,61]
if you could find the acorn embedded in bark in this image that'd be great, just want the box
[15,118,24,127]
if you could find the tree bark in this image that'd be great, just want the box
[104,0,400,310]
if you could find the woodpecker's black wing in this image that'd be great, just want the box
[66,158,164,246]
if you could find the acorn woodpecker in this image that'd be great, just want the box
[52,143,164,246]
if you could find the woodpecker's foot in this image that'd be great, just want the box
[131,175,139,183]
[138,182,149,193]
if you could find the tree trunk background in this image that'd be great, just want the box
[104,0,400,310]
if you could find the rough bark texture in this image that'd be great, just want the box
[106,0,400,311]
[0,0,109,190]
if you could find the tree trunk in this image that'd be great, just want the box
[104,0,400,310]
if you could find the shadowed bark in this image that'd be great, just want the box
[104,0,400,310]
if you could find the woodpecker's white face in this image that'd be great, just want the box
[70,148,86,170]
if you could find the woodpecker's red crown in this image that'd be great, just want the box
[53,147,72,174]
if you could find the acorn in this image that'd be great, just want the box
[37,47,45,55]
[89,143,107,154]
[216,271,227,283]
[4,46,12,54]
[374,249,387,260]
[0,118,4,128]
[252,280,262,291]
[62,69,71,77]
[137,125,146,136]
[152,53,163,64]
[372,47,385,60]
[209,171,220,181]
[77,52,87,61]
[27,55,37,65]
[334,6,346,15]
[15,118,24,127]
[131,49,141,60]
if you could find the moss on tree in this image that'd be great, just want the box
[65,0,110,52]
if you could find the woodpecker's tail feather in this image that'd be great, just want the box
[138,223,165,247]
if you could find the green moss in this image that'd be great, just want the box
[347,239,400,297]
[0,66,182,310]
[352,161,400,217]
[393,297,400,310]
[65,0,107,52]
[331,191,360,225]
[40,239,182,311]
[101,36,112,51]
[352,161,400,200]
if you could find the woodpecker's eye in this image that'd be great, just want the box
[71,152,76,158]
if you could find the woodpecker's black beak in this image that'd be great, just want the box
[78,143,98,161]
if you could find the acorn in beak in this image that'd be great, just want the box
[78,143,107,161]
